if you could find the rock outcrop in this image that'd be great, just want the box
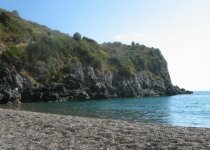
[0,62,192,104]
[0,8,192,103]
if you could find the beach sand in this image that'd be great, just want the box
[0,108,209,150]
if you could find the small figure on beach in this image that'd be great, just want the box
[13,96,21,110]
[13,87,21,110]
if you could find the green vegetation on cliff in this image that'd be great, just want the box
[0,9,169,83]
[0,8,191,103]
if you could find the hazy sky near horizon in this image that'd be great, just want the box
[1,0,210,91]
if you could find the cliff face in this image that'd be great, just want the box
[0,9,192,103]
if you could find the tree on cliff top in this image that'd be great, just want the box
[11,10,20,17]
[73,32,82,40]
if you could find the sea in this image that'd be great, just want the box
[0,91,210,128]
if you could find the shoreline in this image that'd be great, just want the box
[0,108,210,149]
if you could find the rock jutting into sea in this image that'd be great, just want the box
[0,108,209,149]
[0,8,192,103]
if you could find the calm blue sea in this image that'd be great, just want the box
[1,91,210,128]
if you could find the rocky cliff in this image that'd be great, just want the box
[0,9,192,103]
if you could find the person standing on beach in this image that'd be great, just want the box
[13,96,21,110]
[13,88,21,110]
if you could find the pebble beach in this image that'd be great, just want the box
[0,108,210,150]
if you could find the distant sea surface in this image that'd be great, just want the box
[1,91,210,128]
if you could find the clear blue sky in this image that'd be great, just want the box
[1,0,210,91]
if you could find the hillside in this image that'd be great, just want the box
[0,9,191,103]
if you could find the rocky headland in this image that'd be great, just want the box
[0,9,192,104]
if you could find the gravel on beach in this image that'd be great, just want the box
[0,108,210,150]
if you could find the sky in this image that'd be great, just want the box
[0,0,210,91]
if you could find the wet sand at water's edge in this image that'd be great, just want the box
[0,108,210,149]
